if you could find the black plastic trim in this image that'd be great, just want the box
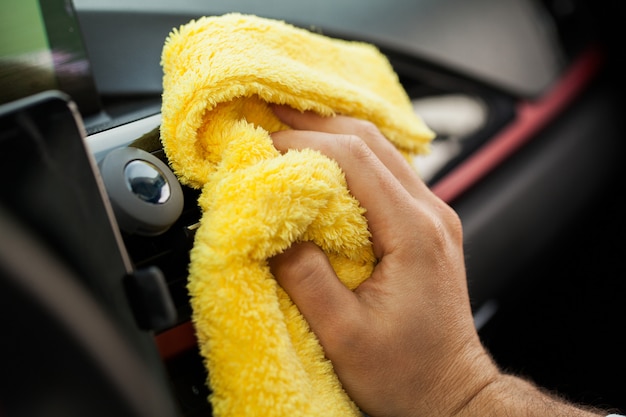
[451,76,626,308]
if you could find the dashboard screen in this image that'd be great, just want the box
[0,0,101,115]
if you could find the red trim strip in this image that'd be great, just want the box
[155,320,196,360]
[431,46,604,203]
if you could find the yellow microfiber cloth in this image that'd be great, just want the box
[160,13,434,417]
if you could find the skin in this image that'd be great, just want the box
[268,105,606,417]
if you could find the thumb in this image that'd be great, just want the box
[269,242,359,340]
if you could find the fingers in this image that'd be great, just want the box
[271,106,434,257]
[272,105,429,200]
[269,242,359,342]
[272,128,412,257]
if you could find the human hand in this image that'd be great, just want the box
[269,106,499,417]
[268,106,609,417]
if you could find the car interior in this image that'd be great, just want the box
[1,0,624,415]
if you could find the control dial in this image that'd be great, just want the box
[99,147,183,236]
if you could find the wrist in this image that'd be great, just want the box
[454,374,604,417]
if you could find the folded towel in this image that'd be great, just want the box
[160,13,434,417]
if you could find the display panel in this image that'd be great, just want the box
[0,91,129,301]
[0,0,101,115]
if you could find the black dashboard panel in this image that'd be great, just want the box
[73,0,564,97]
[455,76,625,307]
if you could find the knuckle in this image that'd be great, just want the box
[424,216,450,253]
[344,134,374,161]
[446,210,464,244]
[435,200,464,244]
[284,246,327,284]
[409,200,463,255]
[353,119,382,140]
[272,243,324,287]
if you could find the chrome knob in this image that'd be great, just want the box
[99,147,183,236]
[124,160,171,204]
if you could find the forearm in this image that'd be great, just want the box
[456,374,604,417]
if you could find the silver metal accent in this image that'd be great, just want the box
[124,160,171,204]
